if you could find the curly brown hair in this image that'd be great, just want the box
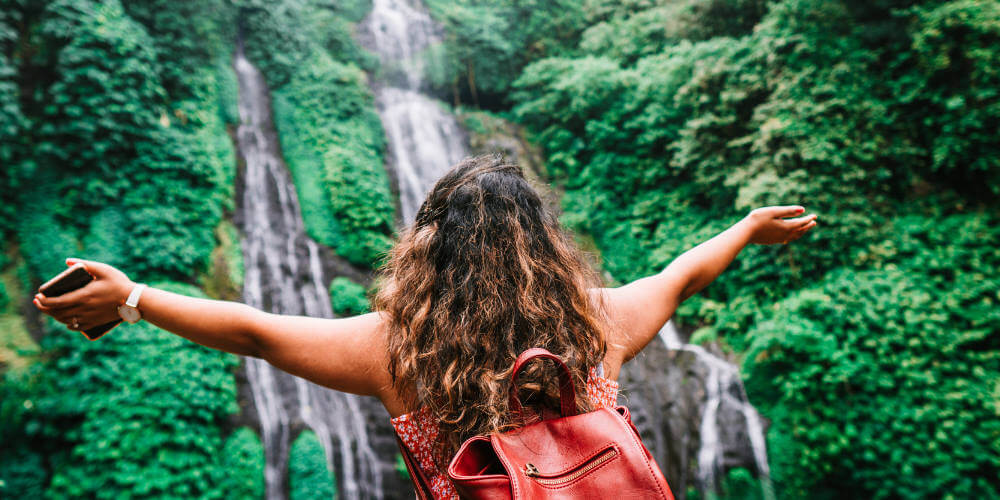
[373,154,611,467]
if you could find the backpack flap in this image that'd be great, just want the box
[491,407,672,498]
[447,347,674,499]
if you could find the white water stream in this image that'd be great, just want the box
[362,0,468,224]
[659,322,774,498]
[234,49,384,500]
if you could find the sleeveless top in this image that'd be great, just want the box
[390,366,620,500]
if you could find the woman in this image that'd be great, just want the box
[33,155,816,498]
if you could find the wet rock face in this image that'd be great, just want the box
[620,340,705,499]
[620,337,768,499]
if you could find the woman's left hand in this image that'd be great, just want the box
[743,205,818,245]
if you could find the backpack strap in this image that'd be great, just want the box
[509,347,578,418]
[395,433,435,500]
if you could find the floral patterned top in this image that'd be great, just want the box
[391,367,621,500]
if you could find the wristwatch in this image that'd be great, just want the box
[118,284,147,324]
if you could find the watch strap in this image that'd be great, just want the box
[126,284,147,308]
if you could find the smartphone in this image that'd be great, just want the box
[38,263,122,340]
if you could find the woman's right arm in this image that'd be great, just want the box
[596,206,816,366]
[33,258,392,397]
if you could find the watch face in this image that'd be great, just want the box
[118,305,141,323]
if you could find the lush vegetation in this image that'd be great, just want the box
[426,0,999,497]
[0,0,252,495]
[221,427,267,498]
[2,0,996,498]
[0,0,394,496]
[329,277,371,317]
[289,430,337,500]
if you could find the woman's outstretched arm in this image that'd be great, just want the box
[33,258,390,397]
[597,206,817,365]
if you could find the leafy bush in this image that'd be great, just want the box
[329,277,370,317]
[37,0,163,186]
[0,366,46,498]
[273,51,395,267]
[425,0,588,107]
[744,239,1000,498]
[220,427,266,499]
[0,6,24,238]
[289,430,337,500]
[1,3,244,496]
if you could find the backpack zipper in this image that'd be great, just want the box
[523,447,619,486]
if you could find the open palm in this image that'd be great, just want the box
[746,206,818,245]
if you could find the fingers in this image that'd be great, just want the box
[758,205,805,219]
[787,220,818,242]
[51,303,93,322]
[783,213,818,228]
[66,257,110,279]
[35,299,113,332]
[35,286,90,309]
[33,295,52,312]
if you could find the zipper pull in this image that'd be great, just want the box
[524,463,539,477]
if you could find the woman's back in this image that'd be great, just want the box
[373,155,617,471]
[391,366,621,499]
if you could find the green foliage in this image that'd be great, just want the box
[329,277,370,317]
[16,186,80,280]
[0,447,46,498]
[0,364,46,497]
[273,51,395,267]
[37,0,163,182]
[500,0,1000,496]
[220,427,266,499]
[15,0,237,284]
[289,430,337,500]
[235,0,313,89]
[425,0,589,106]
[0,6,25,237]
[686,467,766,500]
[904,0,1000,194]
[237,0,376,88]
[201,220,245,301]
[743,225,1000,498]
[121,0,234,101]
[1,2,245,497]
[579,0,766,63]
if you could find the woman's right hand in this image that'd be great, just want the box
[33,258,135,332]
[744,206,818,245]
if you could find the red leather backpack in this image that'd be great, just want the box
[396,348,675,499]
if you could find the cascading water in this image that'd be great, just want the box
[360,0,468,224]
[658,322,774,499]
[233,47,387,499]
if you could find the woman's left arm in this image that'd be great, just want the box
[597,206,817,364]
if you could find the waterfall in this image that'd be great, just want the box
[360,0,468,224]
[233,49,385,500]
[658,322,774,499]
